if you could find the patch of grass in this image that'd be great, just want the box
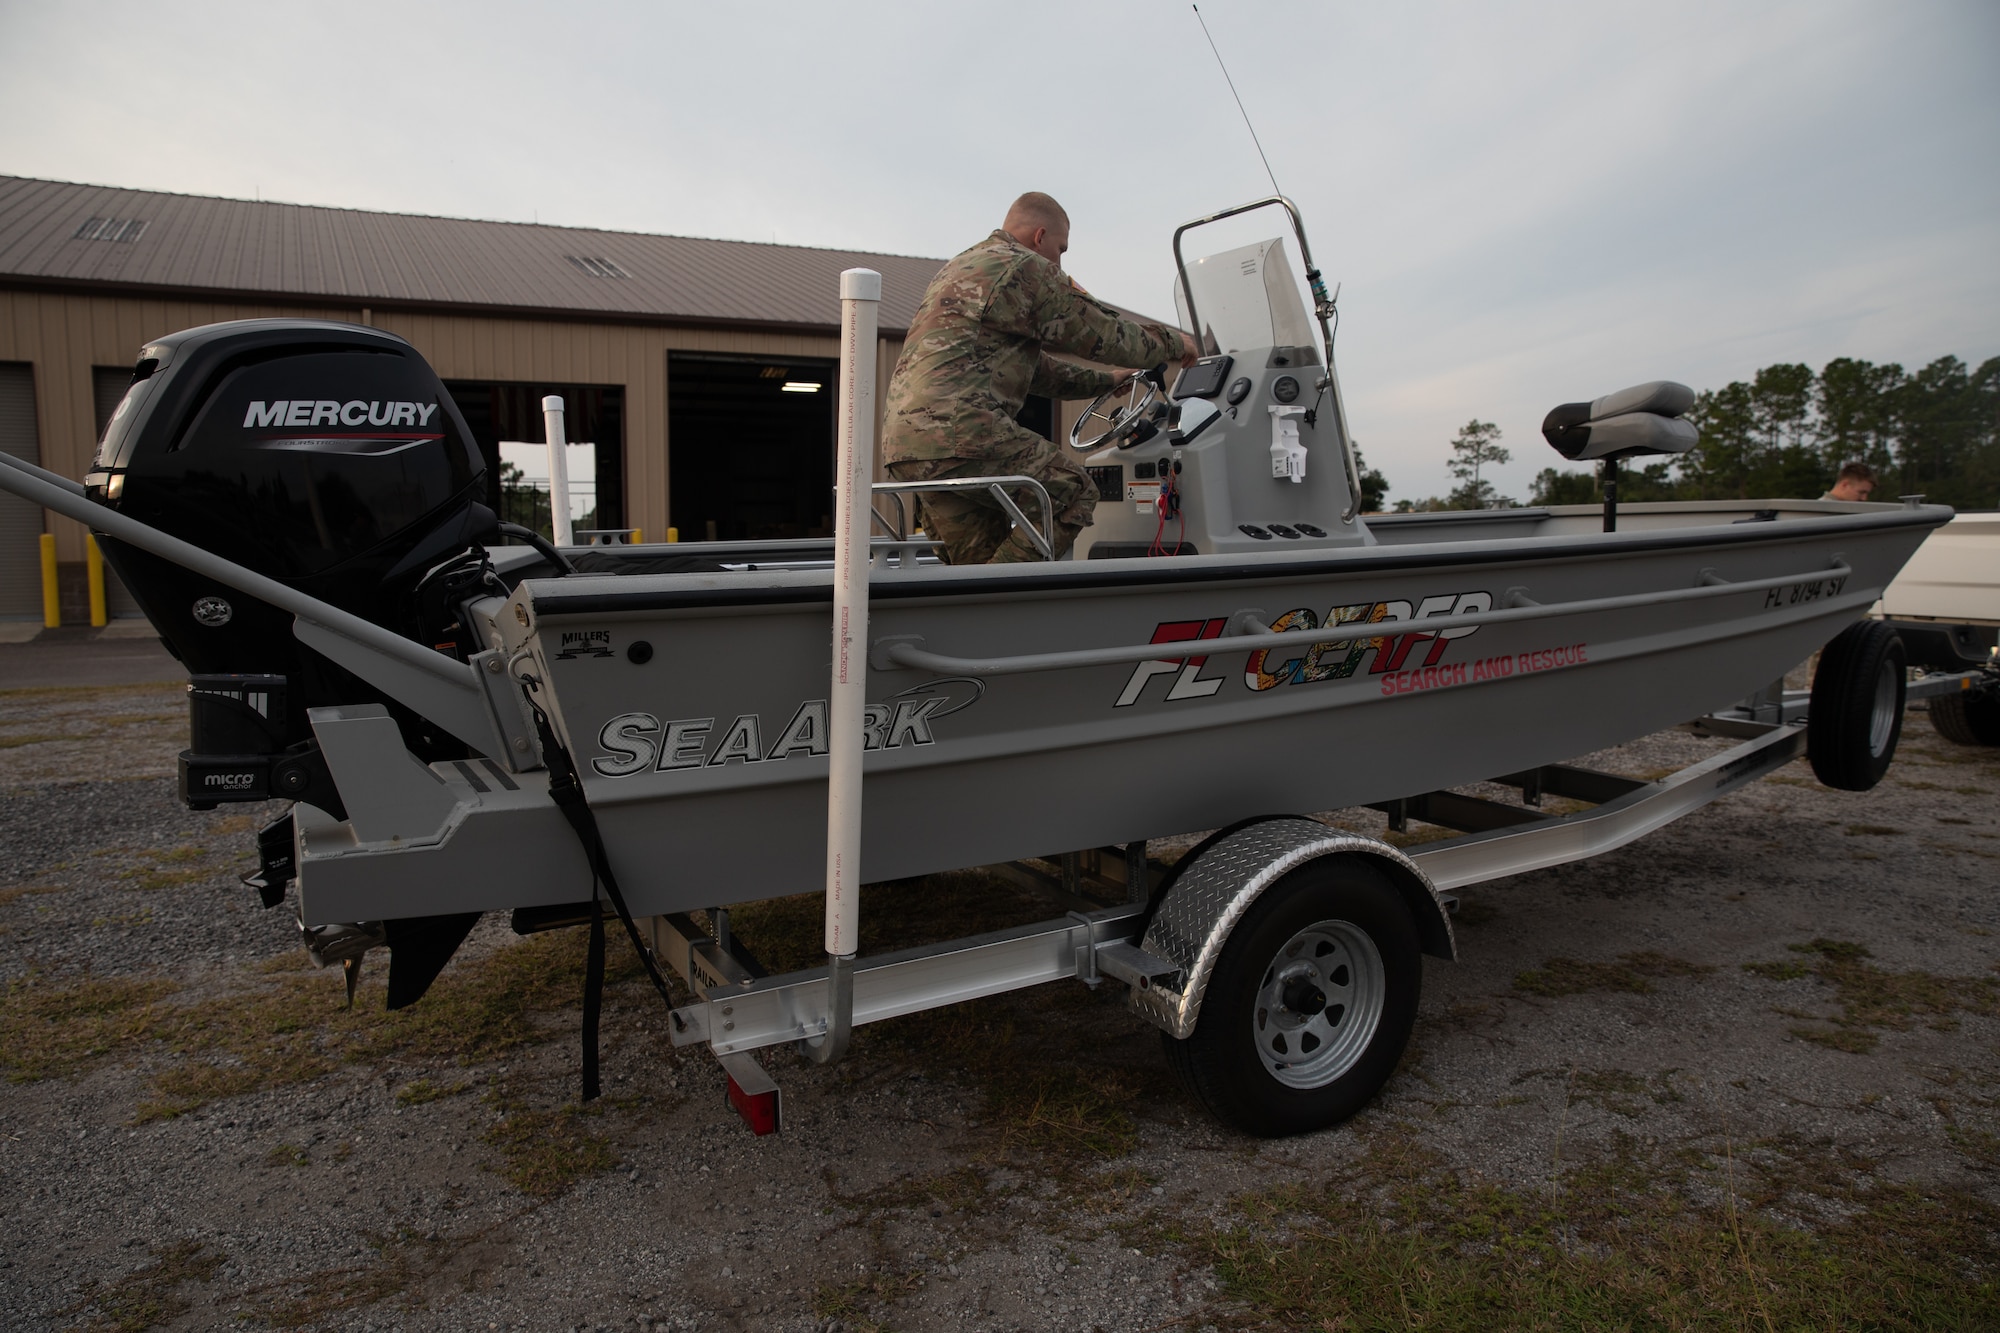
[0,971,181,1081]
[1514,950,1715,997]
[4,927,658,1121]
[395,1076,472,1106]
[120,843,224,891]
[245,1224,463,1328]
[1792,1025,1879,1053]
[1792,938,1998,1029]
[0,882,61,905]
[812,1266,922,1333]
[1195,1128,2000,1332]
[1740,939,2000,1053]
[1948,1125,2000,1171]
[1380,824,1462,849]
[873,985,1151,1164]
[831,1163,999,1220]
[0,732,66,749]
[742,871,1165,1170]
[480,1094,618,1197]
[264,1142,311,1168]
[59,1240,223,1332]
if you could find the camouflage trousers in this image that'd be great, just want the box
[885,437,1096,564]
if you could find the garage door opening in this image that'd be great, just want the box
[446,381,624,539]
[670,353,836,543]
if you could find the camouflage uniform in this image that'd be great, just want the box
[882,230,1186,563]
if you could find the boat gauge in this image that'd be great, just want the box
[1272,375,1301,404]
[1225,376,1253,406]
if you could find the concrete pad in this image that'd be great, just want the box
[96,618,160,639]
[0,631,181,690]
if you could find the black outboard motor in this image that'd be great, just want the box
[83,319,501,842]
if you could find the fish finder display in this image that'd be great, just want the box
[1172,355,1234,400]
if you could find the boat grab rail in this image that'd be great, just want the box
[871,475,1056,561]
[872,557,1854,677]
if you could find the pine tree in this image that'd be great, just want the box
[1446,420,1511,509]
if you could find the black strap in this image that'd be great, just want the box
[581,900,605,1101]
[521,684,686,1101]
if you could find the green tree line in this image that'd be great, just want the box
[1529,354,1999,510]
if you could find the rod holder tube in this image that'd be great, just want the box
[815,268,881,1063]
[541,395,574,548]
[819,266,881,1065]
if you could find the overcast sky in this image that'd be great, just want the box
[3,0,1995,502]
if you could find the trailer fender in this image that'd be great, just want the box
[1130,817,1453,1040]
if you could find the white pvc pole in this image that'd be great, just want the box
[824,267,881,973]
[541,394,575,547]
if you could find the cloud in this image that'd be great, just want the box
[2,0,1994,501]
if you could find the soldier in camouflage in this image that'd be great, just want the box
[882,192,1197,563]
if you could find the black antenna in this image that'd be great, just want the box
[1193,4,1282,197]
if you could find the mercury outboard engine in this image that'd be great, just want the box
[83,319,506,900]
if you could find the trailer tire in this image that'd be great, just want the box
[1808,620,1907,791]
[1161,856,1419,1137]
[1929,688,2000,747]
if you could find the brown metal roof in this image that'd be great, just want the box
[0,175,952,334]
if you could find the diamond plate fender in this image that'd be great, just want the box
[1131,817,1454,1039]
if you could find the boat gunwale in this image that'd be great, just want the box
[519,503,1952,620]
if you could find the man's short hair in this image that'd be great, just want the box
[1838,461,1876,483]
[1004,192,1070,235]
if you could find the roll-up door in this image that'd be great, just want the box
[0,363,45,620]
[90,366,144,616]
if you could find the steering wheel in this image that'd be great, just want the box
[1069,372,1167,452]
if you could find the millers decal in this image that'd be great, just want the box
[1116,591,1509,707]
[555,629,613,660]
[591,677,984,778]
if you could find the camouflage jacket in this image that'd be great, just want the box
[881,230,1185,463]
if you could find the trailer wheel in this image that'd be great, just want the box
[1929,687,2000,747]
[1161,856,1419,1137]
[1808,620,1907,791]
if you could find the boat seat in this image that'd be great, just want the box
[1541,380,1697,461]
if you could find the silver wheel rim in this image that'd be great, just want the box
[1252,919,1385,1089]
[1869,659,1899,756]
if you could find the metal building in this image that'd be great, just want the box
[1,175,1068,622]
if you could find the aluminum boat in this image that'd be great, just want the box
[0,196,1953,1136]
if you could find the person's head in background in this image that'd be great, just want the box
[1828,461,1877,502]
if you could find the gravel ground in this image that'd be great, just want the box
[1,675,1995,1331]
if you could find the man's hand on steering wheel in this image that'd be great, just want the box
[1111,335,1198,390]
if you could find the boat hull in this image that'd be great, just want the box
[423,502,1946,918]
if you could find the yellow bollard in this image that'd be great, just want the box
[39,532,60,628]
[631,528,643,544]
[86,533,107,627]
[666,526,679,544]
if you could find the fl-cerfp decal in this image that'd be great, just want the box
[1114,591,1494,707]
